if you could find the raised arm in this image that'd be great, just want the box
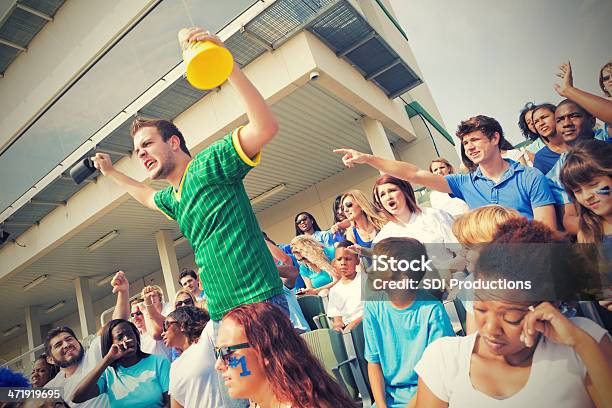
[92,153,158,211]
[111,271,130,321]
[334,149,451,193]
[554,62,612,124]
[182,28,278,158]
[142,286,166,340]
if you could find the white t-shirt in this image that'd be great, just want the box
[140,331,173,361]
[373,207,458,265]
[415,317,608,408]
[45,336,110,408]
[169,327,222,408]
[327,271,363,325]
[429,191,469,218]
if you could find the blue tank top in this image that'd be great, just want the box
[352,226,373,248]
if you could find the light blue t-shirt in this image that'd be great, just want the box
[364,290,455,408]
[445,159,555,219]
[96,354,170,408]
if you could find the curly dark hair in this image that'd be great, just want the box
[167,306,210,344]
[223,302,358,408]
[475,218,600,302]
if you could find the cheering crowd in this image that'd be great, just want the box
[2,27,611,408]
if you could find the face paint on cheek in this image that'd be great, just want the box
[596,186,611,196]
[228,355,251,377]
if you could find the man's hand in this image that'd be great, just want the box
[178,27,227,51]
[333,148,370,168]
[554,61,574,97]
[91,153,115,176]
[142,286,160,306]
[110,271,129,294]
[332,318,344,333]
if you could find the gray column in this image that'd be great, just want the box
[74,277,96,338]
[361,117,396,170]
[25,305,42,361]
[155,230,181,302]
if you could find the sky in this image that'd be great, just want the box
[390,0,612,145]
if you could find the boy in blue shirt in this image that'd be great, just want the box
[364,237,455,408]
[335,115,557,231]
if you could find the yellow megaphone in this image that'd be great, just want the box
[179,29,234,90]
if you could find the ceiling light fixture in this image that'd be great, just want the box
[87,230,119,252]
[23,274,49,291]
[3,325,21,337]
[45,301,66,314]
[250,184,286,206]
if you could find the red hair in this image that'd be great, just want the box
[223,303,357,408]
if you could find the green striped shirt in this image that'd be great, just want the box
[154,128,283,320]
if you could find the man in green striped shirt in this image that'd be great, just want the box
[92,28,284,322]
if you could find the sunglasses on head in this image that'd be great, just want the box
[163,320,179,332]
[175,298,194,307]
[130,311,143,318]
[214,343,250,364]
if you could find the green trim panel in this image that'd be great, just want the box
[405,101,455,146]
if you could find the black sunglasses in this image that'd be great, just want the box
[214,343,250,364]
[343,201,353,209]
[162,320,179,332]
[175,298,194,307]
[296,216,310,225]
[130,311,143,318]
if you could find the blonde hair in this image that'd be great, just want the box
[452,205,521,246]
[174,289,196,304]
[290,235,334,274]
[342,190,388,231]
[141,285,165,303]
[429,157,455,174]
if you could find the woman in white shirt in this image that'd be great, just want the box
[414,219,612,408]
[428,158,469,218]
[371,175,459,277]
[162,306,222,408]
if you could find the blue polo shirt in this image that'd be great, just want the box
[445,159,555,219]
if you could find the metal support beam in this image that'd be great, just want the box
[155,230,181,301]
[16,3,52,21]
[365,58,400,80]
[0,37,26,52]
[337,31,377,57]
[30,199,66,206]
[240,26,274,51]
[74,277,96,338]
[361,117,395,172]
[25,306,42,362]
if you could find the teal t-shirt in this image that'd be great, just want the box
[298,246,335,288]
[96,354,170,408]
[363,290,455,408]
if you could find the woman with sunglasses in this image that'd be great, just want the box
[294,211,348,247]
[173,289,200,310]
[414,219,612,408]
[72,319,170,407]
[341,189,387,249]
[160,306,221,408]
[215,302,358,408]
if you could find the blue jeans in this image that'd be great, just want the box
[213,293,290,408]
